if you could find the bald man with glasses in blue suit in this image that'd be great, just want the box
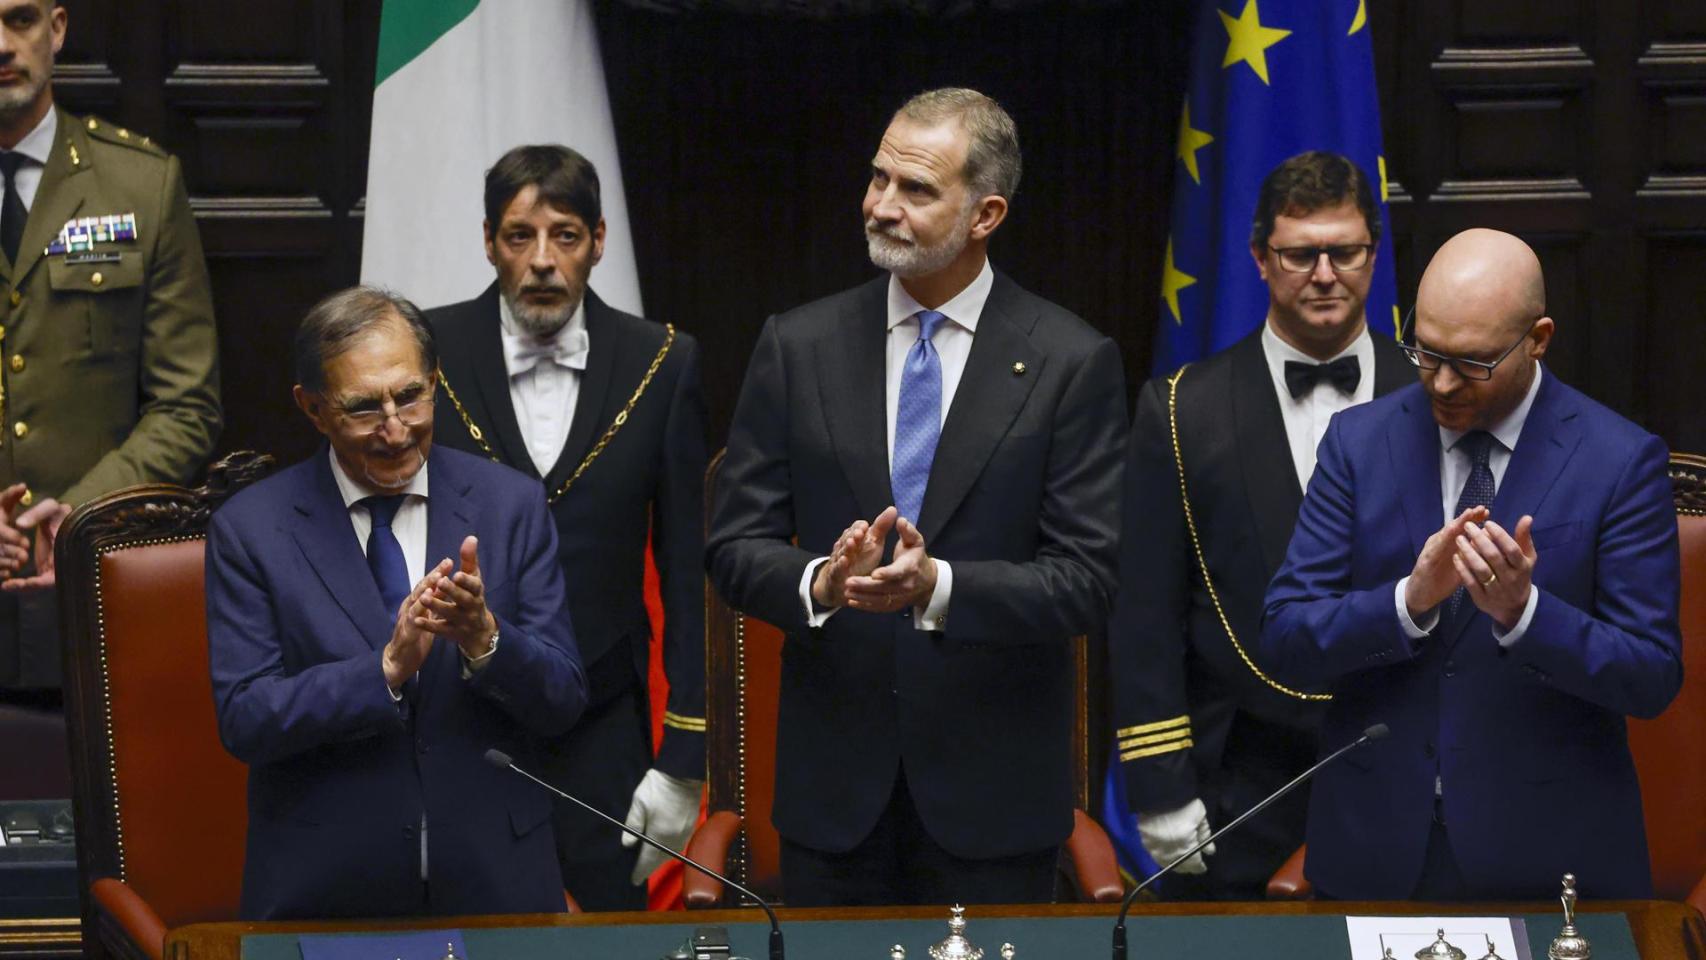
[1260,228,1682,901]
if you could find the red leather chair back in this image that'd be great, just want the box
[700,451,784,900]
[58,454,271,955]
[1628,452,1706,904]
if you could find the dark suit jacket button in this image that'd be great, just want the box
[1444,660,1457,677]
[1424,743,1436,759]
[403,824,415,838]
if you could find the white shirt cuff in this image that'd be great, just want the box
[1395,576,1438,638]
[913,559,951,632]
[1492,585,1540,647]
[800,557,840,627]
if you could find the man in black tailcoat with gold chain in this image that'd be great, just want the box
[427,145,706,911]
[1108,152,1410,899]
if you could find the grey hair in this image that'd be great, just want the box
[293,286,437,394]
[895,87,1022,201]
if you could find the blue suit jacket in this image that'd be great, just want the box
[206,445,587,919]
[1260,369,1681,900]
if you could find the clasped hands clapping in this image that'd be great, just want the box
[1405,504,1539,630]
[0,482,72,591]
[811,505,938,614]
[382,534,497,689]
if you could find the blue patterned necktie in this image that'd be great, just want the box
[891,309,947,525]
[363,495,411,614]
[1444,430,1496,620]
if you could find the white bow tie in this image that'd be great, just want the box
[507,327,589,377]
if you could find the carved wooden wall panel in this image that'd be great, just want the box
[49,1,373,468]
[1372,0,1706,453]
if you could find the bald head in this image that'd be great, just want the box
[1410,228,1554,433]
[1417,228,1546,337]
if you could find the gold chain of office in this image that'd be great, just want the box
[437,324,675,505]
[1167,365,1332,702]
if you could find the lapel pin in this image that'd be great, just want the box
[1011,361,1027,376]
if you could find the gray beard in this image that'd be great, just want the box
[864,206,976,278]
[0,73,48,122]
[503,289,577,339]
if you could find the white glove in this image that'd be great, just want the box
[621,768,705,885]
[1136,797,1216,875]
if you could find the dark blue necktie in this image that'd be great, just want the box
[892,309,947,525]
[0,152,26,264]
[363,495,411,614]
[1444,431,1496,619]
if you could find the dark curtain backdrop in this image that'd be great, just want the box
[596,0,1193,439]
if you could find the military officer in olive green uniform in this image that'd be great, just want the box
[0,0,220,695]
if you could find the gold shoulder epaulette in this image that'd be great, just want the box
[80,115,166,156]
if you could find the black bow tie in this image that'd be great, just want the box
[1284,355,1361,399]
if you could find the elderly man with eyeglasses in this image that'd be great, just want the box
[1260,228,1682,901]
[206,286,587,919]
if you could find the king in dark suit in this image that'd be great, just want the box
[426,145,707,911]
[207,287,587,919]
[707,88,1127,906]
[1260,229,1682,900]
[1108,153,1411,899]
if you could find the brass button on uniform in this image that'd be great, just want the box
[7,290,18,307]
[90,271,104,287]
[9,355,21,373]
[13,422,27,439]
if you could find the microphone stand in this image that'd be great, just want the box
[487,750,785,960]
[1110,724,1388,959]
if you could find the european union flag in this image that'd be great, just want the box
[1104,0,1399,888]
[1152,0,1399,374]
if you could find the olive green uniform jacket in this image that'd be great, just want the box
[0,108,220,688]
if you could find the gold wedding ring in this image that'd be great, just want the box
[1481,571,1499,587]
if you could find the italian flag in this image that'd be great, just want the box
[361,0,643,314]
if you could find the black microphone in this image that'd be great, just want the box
[484,748,785,960]
[1110,723,1389,959]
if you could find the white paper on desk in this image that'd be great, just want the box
[1345,916,1533,960]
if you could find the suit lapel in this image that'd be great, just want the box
[816,279,893,521]
[547,291,621,491]
[1489,370,1578,539]
[415,452,478,708]
[1227,331,1304,574]
[917,276,1041,543]
[8,109,91,286]
[1388,389,1443,572]
[290,451,394,652]
[450,285,536,475]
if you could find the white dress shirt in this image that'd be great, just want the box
[5,107,56,212]
[797,260,996,631]
[498,294,590,477]
[1394,363,1545,645]
[1261,321,1376,491]
[328,447,429,587]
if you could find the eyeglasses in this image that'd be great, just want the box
[1398,307,1538,382]
[333,385,436,432]
[1267,243,1375,274]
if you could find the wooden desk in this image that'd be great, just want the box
[165,899,1706,960]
